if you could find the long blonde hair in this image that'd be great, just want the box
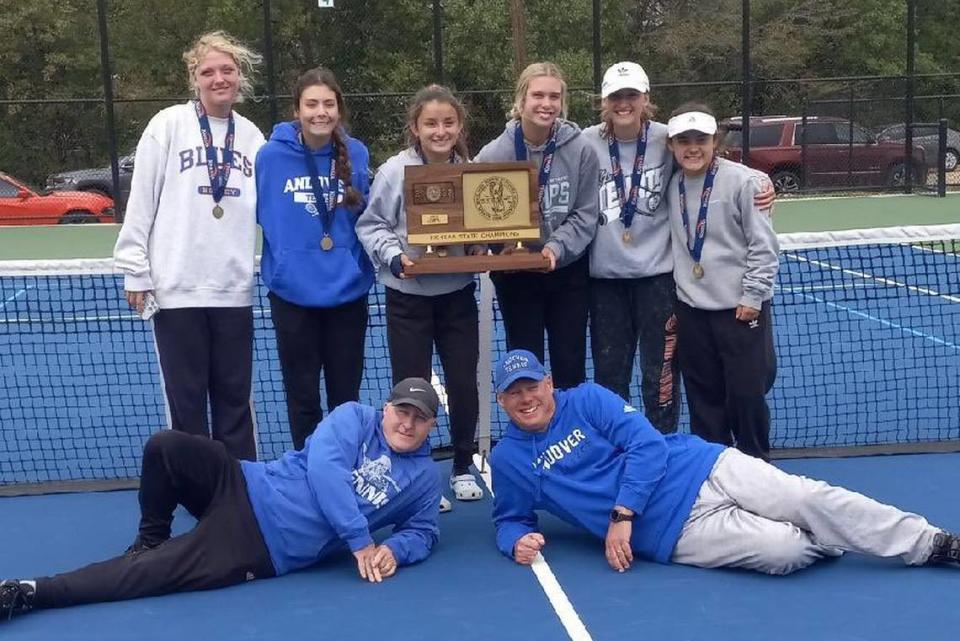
[182,31,261,103]
[509,62,568,121]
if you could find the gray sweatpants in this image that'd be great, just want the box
[671,449,939,574]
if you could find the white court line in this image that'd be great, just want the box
[0,285,34,310]
[783,252,960,304]
[473,453,594,641]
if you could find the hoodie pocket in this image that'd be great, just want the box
[270,246,368,307]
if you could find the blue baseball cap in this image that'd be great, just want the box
[495,349,547,393]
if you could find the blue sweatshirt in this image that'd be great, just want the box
[241,402,441,576]
[490,383,723,563]
[256,122,374,307]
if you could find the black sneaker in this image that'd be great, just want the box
[124,535,161,557]
[0,580,35,620]
[927,531,960,565]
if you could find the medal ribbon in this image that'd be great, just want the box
[608,120,649,231]
[194,100,234,206]
[301,133,340,239]
[678,158,720,266]
[514,122,558,211]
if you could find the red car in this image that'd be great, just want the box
[0,171,115,225]
[721,116,928,193]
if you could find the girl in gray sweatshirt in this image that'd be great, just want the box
[356,85,485,509]
[665,103,779,460]
[473,62,600,391]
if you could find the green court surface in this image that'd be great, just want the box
[0,193,957,261]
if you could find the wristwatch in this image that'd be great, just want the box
[609,509,635,523]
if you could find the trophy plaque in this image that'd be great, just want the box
[402,162,551,274]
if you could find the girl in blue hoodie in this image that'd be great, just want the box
[256,68,375,450]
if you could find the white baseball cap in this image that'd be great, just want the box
[601,62,650,98]
[666,111,718,138]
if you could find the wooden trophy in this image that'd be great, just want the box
[402,162,552,274]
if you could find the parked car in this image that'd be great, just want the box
[0,171,114,225]
[45,151,135,206]
[721,116,927,193]
[876,123,960,172]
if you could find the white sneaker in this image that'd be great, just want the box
[450,473,484,501]
[439,495,453,513]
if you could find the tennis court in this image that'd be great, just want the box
[1,194,959,639]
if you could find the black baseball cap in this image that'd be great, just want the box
[388,378,439,419]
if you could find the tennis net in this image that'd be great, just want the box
[1,224,958,489]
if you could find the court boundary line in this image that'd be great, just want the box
[473,453,594,641]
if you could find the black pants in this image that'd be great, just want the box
[491,255,589,390]
[269,292,368,450]
[386,284,479,475]
[676,300,777,460]
[589,273,680,433]
[153,306,256,460]
[34,431,274,608]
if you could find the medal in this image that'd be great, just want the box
[194,100,234,218]
[679,158,720,278]
[301,132,342,251]
[608,121,649,235]
[622,230,632,244]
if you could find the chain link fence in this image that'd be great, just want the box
[1,0,957,223]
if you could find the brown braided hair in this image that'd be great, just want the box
[292,67,361,208]
[405,84,470,162]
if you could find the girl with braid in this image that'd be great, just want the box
[256,67,374,450]
[357,85,485,512]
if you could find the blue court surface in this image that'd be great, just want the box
[2,236,958,485]
[2,454,959,641]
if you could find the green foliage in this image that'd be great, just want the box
[0,0,957,185]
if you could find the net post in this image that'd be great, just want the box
[477,272,494,471]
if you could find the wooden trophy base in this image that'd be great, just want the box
[405,251,551,275]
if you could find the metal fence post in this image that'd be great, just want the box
[433,0,444,84]
[904,0,916,194]
[96,0,122,221]
[263,0,278,127]
[938,118,947,197]
[593,0,602,95]
[741,0,751,166]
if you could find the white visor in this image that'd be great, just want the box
[667,112,718,138]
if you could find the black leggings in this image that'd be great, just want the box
[34,431,274,608]
[385,284,479,475]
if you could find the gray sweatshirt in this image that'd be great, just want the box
[474,119,600,268]
[667,158,779,310]
[356,147,474,296]
[583,122,675,279]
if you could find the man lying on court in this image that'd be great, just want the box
[1,378,442,619]
[489,349,960,575]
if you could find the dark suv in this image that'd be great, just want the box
[721,116,927,193]
[45,151,134,211]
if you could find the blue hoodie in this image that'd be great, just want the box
[490,383,723,563]
[256,122,374,307]
[241,402,441,576]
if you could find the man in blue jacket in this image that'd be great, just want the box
[490,349,960,575]
[1,378,442,619]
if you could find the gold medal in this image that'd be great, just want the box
[320,236,334,251]
[622,230,632,244]
[212,205,224,219]
[693,262,705,279]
